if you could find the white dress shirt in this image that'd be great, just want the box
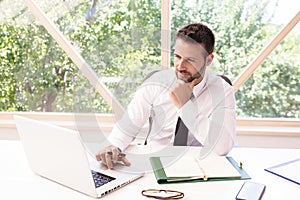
[108,68,236,156]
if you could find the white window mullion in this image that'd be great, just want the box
[233,11,300,93]
[161,0,171,69]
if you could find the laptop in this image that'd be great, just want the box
[14,115,144,198]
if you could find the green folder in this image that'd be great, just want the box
[150,156,251,184]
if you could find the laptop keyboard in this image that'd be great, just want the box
[91,170,115,188]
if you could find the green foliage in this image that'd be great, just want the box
[0,0,299,117]
[237,26,300,118]
[1,0,162,112]
[172,0,299,118]
[0,24,27,111]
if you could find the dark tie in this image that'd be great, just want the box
[173,117,189,146]
[173,93,194,146]
[173,93,202,146]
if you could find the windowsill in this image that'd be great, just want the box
[1,112,300,148]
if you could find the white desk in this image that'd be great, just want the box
[1,140,300,200]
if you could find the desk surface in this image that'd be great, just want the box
[1,140,300,200]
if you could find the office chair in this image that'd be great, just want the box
[217,74,232,86]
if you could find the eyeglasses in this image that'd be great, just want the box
[141,189,184,199]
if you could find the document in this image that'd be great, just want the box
[161,154,241,178]
[265,158,300,185]
[150,153,250,184]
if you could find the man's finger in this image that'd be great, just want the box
[176,79,185,85]
[95,153,101,161]
[111,148,119,163]
[190,77,202,88]
[120,157,131,167]
[105,151,113,169]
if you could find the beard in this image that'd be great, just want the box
[176,66,206,83]
[176,71,200,83]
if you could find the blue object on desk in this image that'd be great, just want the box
[264,158,300,185]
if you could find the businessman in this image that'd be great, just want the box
[96,23,236,169]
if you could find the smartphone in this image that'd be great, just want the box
[236,181,266,200]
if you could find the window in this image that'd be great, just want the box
[171,0,300,118]
[1,0,299,118]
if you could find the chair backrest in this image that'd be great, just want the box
[217,74,232,86]
[143,70,161,82]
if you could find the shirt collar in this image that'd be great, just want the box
[192,69,209,98]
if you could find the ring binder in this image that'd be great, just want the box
[149,156,251,184]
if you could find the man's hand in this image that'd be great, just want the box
[169,78,201,108]
[96,146,131,169]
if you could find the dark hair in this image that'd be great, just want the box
[176,23,215,54]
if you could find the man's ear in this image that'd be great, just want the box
[206,53,214,66]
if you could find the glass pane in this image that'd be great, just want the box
[236,23,300,118]
[171,0,300,118]
[1,0,162,112]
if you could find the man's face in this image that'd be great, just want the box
[173,38,213,83]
